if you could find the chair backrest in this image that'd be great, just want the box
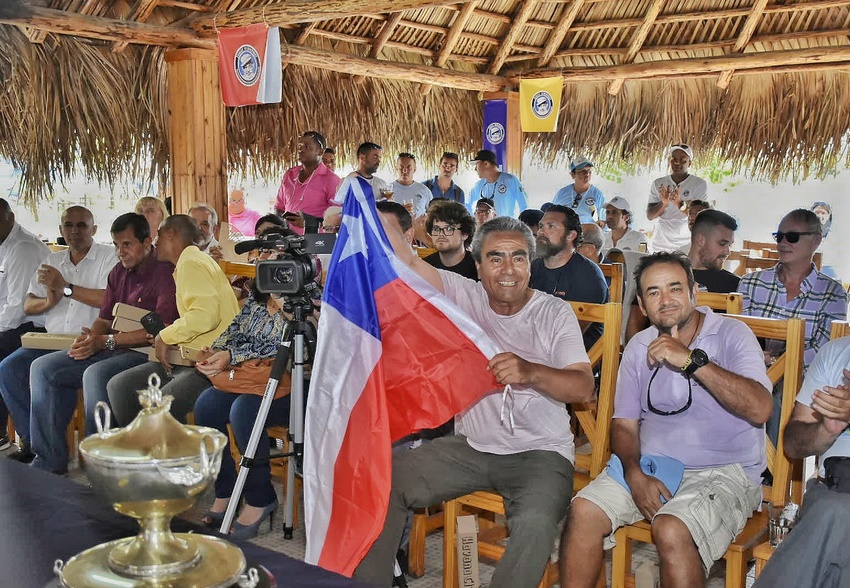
[568,301,623,478]
[739,255,777,275]
[743,239,778,254]
[599,262,624,305]
[726,314,805,507]
[218,259,256,278]
[695,291,743,314]
[416,247,437,259]
[830,320,850,341]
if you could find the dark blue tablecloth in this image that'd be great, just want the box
[0,458,372,587]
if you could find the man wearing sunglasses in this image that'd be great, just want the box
[561,252,772,588]
[422,201,478,281]
[646,144,708,253]
[739,209,847,441]
[552,156,606,226]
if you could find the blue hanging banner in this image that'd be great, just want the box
[482,99,508,170]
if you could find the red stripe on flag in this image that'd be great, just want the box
[375,278,497,442]
[317,363,391,576]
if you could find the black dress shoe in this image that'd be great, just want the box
[7,447,35,464]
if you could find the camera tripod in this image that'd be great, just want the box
[220,295,317,540]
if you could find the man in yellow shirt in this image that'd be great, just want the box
[105,214,239,425]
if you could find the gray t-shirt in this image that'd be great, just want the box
[440,270,589,462]
[795,336,850,475]
[391,181,432,217]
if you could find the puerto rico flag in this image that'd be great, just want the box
[303,177,500,576]
[217,24,282,106]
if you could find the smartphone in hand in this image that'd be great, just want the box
[140,312,166,337]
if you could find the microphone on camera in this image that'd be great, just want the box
[234,239,264,255]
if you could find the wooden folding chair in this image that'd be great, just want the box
[830,320,850,341]
[611,315,805,588]
[742,240,777,255]
[695,292,743,314]
[599,262,624,305]
[218,259,256,278]
[442,302,622,588]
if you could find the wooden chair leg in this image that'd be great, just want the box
[611,529,632,588]
[408,512,427,578]
[724,549,746,588]
[442,499,459,588]
[6,415,15,441]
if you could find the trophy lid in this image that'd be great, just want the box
[81,374,219,462]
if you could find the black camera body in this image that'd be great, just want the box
[250,233,336,296]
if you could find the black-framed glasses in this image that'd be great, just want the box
[646,366,693,416]
[429,225,457,236]
[772,231,819,244]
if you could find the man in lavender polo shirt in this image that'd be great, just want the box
[561,252,772,588]
[28,212,178,475]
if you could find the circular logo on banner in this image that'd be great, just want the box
[234,44,262,87]
[531,91,554,119]
[486,122,506,145]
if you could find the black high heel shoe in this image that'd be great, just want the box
[230,499,279,541]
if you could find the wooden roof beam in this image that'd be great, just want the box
[189,0,464,36]
[112,0,160,53]
[421,0,479,95]
[509,44,850,82]
[353,11,405,83]
[717,0,770,89]
[18,25,48,44]
[488,0,542,75]
[538,0,586,67]
[608,0,665,95]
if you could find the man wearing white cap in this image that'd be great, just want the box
[602,196,648,256]
[552,156,606,226]
[646,144,708,253]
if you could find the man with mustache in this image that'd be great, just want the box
[687,209,740,293]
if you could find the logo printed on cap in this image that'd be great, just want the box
[234,44,261,86]
[486,123,505,145]
[531,91,554,119]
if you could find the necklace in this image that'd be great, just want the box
[684,311,704,348]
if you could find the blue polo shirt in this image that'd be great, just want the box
[552,184,606,224]
[424,177,465,203]
[468,172,528,218]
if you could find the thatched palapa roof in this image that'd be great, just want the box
[1,0,850,203]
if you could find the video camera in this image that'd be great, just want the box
[234,232,336,296]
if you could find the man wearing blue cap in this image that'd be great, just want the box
[552,156,606,226]
[468,149,527,218]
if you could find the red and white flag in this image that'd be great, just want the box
[303,178,500,576]
[217,24,282,107]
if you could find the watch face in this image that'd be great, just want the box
[63,286,73,297]
[692,349,709,366]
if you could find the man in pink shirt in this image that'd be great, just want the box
[227,188,264,237]
[274,131,341,235]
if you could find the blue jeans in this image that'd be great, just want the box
[0,323,45,429]
[193,387,290,508]
[30,349,147,473]
[0,347,52,443]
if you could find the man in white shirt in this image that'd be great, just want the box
[0,198,50,449]
[188,203,223,261]
[0,206,113,459]
[390,153,432,218]
[646,144,708,253]
[602,196,648,256]
[335,141,388,203]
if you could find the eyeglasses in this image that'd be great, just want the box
[772,231,819,244]
[646,366,693,416]
[429,225,457,236]
[572,194,582,208]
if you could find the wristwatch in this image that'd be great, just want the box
[105,334,116,352]
[683,348,710,375]
[63,283,74,298]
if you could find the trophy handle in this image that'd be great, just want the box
[199,432,215,478]
[94,401,112,434]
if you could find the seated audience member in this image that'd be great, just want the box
[530,205,608,350]
[739,209,847,442]
[686,199,711,231]
[322,147,336,173]
[106,215,239,426]
[753,337,850,587]
[188,203,223,261]
[423,152,465,203]
[602,196,648,255]
[192,266,302,539]
[391,153,432,218]
[0,206,113,461]
[518,208,544,238]
[355,216,594,587]
[422,201,478,281]
[687,209,740,293]
[376,201,414,245]
[561,252,772,588]
[228,188,264,238]
[135,196,169,242]
[27,213,179,474]
[322,206,343,234]
[473,197,498,228]
[577,223,604,264]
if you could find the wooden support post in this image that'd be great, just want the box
[482,91,522,179]
[164,48,227,223]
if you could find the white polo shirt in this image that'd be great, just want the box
[28,242,116,334]
[648,174,708,252]
[0,223,50,332]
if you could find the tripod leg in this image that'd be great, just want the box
[283,330,306,539]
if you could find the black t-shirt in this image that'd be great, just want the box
[692,268,741,294]
[423,250,479,281]
[530,253,609,350]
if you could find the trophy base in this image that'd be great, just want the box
[50,533,275,588]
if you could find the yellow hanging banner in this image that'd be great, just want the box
[519,77,564,132]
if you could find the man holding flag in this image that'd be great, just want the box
[305,171,593,586]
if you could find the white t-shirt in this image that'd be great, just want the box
[795,337,850,475]
[0,223,50,331]
[28,242,116,334]
[391,181,432,217]
[440,270,589,461]
[334,173,389,204]
[603,228,648,257]
[648,174,708,252]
